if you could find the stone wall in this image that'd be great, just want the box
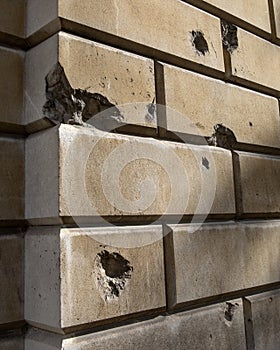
[1,1,280,349]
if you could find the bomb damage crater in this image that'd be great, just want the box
[95,250,133,301]
[43,62,123,128]
[221,20,238,53]
[208,123,237,149]
[190,30,209,56]
[224,302,239,322]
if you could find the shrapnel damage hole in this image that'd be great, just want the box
[95,250,133,301]
[224,302,239,322]
[190,30,209,56]
[221,20,238,53]
[208,123,237,149]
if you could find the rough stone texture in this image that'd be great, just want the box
[244,290,280,350]
[168,221,280,306]
[0,336,24,350]
[25,124,235,222]
[25,226,165,332]
[0,0,25,38]
[162,64,280,148]
[0,234,24,326]
[0,137,24,221]
[0,46,24,126]
[202,0,271,32]
[273,0,280,38]
[24,0,224,71]
[25,300,246,349]
[231,28,280,91]
[25,32,156,130]
[238,152,280,214]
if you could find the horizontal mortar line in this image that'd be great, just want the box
[0,322,27,336]
[0,220,28,229]
[180,0,277,43]
[169,282,280,314]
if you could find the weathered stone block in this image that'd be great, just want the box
[0,46,24,128]
[231,28,280,91]
[0,234,24,326]
[237,152,280,214]
[0,137,24,221]
[0,0,25,38]
[202,0,271,32]
[25,299,246,349]
[25,124,235,223]
[167,221,280,306]
[244,290,280,350]
[26,0,224,71]
[162,64,280,147]
[25,226,165,332]
[0,336,24,350]
[25,32,156,131]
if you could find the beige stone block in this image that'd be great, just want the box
[58,0,224,71]
[231,28,280,91]
[244,290,280,350]
[163,64,280,148]
[25,32,156,130]
[0,46,24,127]
[0,137,24,221]
[273,0,280,38]
[0,0,25,38]
[25,300,246,349]
[0,234,24,325]
[168,221,280,306]
[25,226,165,332]
[238,152,280,214]
[203,0,271,32]
[26,124,235,222]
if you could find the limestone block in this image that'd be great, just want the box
[231,28,280,91]
[25,226,165,332]
[0,137,24,221]
[26,0,224,71]
[25,299,246,349]
[25,32,156,131]
[202,0,271,32]
[0,336,24,350]
[167,221,280,306]
[237,152,280,214]
[25,124,235,223]
[244,290,280,350]
[0,46,24,127]
[273,0,280,38]
[0,234,24,326]
[162,64,280,148]
[0,0,25,38]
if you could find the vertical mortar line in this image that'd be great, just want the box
[154,61,167,139]
[243,297,255,350]
[231,151,243,218]
[220,19,232,80]
[268,0,277,41]
[162,224,177,312]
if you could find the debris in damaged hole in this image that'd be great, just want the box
[221,20,238,53]
[208,123,237,149]
[43,62,124,130]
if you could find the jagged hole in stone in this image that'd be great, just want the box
[95,250,133,301]
[191,30,209,56]
[221,20,238,53]
[224,302,239,322]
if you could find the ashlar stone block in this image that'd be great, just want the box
[167,220,280,307]
[25,225,165,332]
[25,124,235,223]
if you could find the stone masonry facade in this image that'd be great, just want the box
[1,1,280,349]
